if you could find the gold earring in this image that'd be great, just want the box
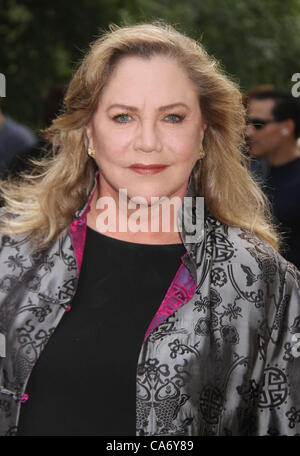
[199,148,205,159]
[87,146,95,157]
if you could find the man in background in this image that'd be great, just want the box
[0,104,37,172]
[0,82,67,178]
[246,88,300,269]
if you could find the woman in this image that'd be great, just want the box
[0,22,299,436]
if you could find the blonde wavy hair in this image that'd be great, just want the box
[0,21,280,250]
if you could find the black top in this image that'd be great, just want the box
[17,226,186,436]
[263,157,300,270]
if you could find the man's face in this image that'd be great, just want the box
[246,98,284,158]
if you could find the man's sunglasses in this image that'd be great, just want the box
[247,118,278,130]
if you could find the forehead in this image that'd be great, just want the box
[100,55,199,103]
[248,98,276,119]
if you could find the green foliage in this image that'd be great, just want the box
[0,0,123,131]
[129,0,300,91]
[1,0,300,131]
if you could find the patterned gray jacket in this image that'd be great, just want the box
[0,176,300,436]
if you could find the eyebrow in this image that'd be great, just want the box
[106,103,190,112]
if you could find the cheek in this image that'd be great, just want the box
[166,125,200,153]
[92,125,130,164]
[171,138,200,164]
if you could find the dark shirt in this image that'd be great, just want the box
[249,157,270,185]
[263,157,300,270]
[17,226,186,436]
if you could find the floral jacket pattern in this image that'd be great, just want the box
[0,176,300,436]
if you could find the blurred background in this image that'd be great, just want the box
[1,0,300,132]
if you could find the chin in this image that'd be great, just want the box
[128,192,169,207]
[249,149,264,159]
[125,183,170,200]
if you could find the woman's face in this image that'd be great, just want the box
[86,55,206,204]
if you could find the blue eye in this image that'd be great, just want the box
[113,114,132,123]
[165,114,184,123]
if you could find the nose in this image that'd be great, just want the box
[245,124,256,139]
[133,119,162,153]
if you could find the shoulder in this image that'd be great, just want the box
[205,214,299,295]
[0,208,69,259]
[0,217,76,301]
[205,214,278,266]
[0,208,31,252]
[0,117,37,157]
[2,116,36,143]
[202,217,300,343]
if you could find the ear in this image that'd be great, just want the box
[85,123,94,146]
[201,122,207,144]
[286,119,295,137]
[281,119,295,138]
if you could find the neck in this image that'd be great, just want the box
[266,140,300,166]
[86,182,184,245]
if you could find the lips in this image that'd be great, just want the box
[129,164,168,175]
